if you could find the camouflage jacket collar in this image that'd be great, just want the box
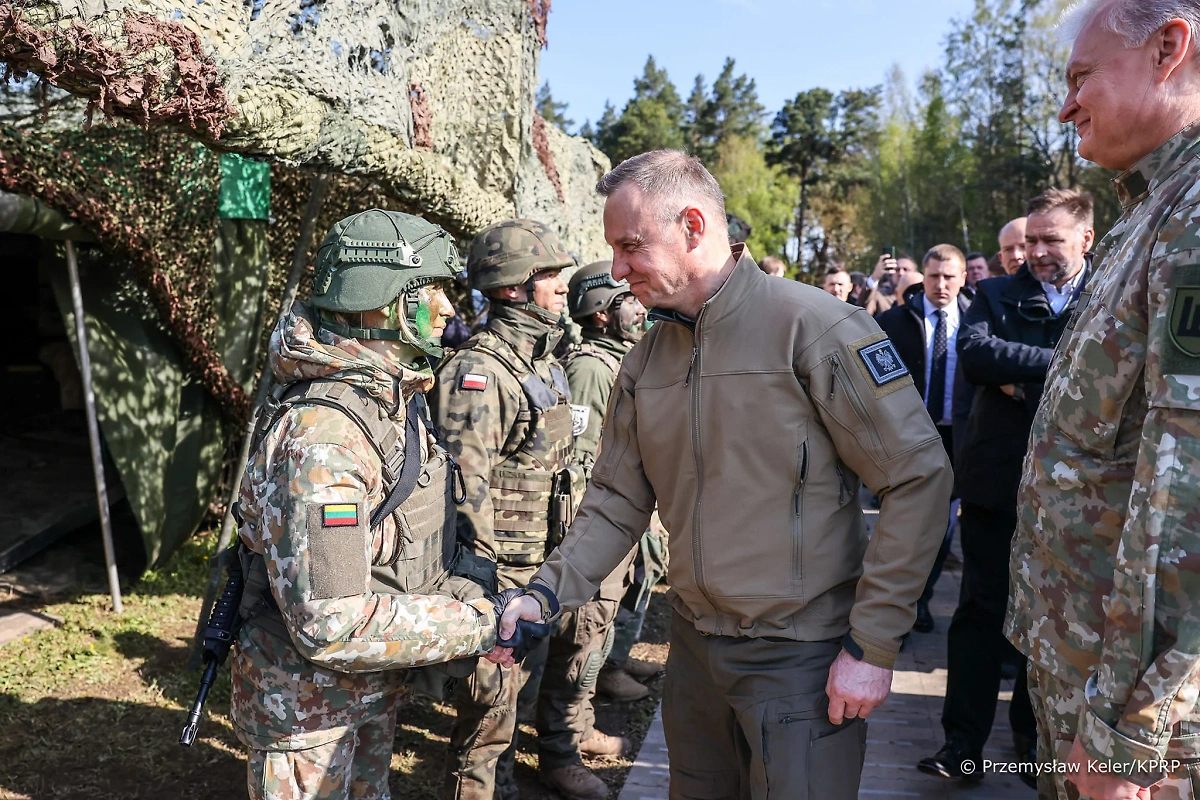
[486,302,564,363]
[269,303,433,414]
[1115,119,1200,207]
[580,330,634,359]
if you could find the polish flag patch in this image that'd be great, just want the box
[461,373,489,391]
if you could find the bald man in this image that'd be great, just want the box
[998,218,1026,275]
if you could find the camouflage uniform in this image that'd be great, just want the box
[433,301,579,799]
[1006,122,1200,796]
[231,306,497,800]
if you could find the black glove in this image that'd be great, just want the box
[486,588,551,663]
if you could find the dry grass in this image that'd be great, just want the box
[0,532,670,799]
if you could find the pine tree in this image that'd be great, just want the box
[536,81,574,132]
[592,56,685,163]
[689,59,765,163]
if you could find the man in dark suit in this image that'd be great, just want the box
[878,244,969,635]
[917,188,1094,786]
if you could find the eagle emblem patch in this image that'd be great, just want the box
[857,339,910,386]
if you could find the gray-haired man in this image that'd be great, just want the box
[488,149,953,797]
[1008,1,1200,798]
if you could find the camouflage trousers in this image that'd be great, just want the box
[442,595,619,800]
[1028,665,1200,799]
[246,706,397,800]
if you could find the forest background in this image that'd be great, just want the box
[538,0,1119,280]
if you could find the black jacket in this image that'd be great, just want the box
[954,259,1091,512]
[876,284,972,403]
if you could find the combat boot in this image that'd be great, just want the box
[579,730,630,758]
[539,763,609,800]
[612,658,664,680]
[596,667,651,702]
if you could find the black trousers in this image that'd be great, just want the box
[919,425,955,605]
[941,502,1036,754]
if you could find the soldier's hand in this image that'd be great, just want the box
[825,648,892,725]
[485,645,515,668]
[1065,738,1153,799]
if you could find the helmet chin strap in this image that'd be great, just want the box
[315,308,444,360]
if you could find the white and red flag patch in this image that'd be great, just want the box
[461,373,489,391]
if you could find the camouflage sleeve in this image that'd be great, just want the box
[257,408,497,673]
[564,355,613,478]
[431,352,518,562]
[1077,252,1200,780]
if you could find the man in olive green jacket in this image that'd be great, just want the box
[494,150,953,798]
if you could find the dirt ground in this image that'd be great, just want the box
[0,531,671,800]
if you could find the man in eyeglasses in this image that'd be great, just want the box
[918,188,1094,785]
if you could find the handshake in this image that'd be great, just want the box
[481,583,561,668]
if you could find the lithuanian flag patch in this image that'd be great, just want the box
[322,504,359,527]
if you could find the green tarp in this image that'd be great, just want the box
[44,217,271,567]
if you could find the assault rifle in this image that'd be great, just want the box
[180,548,243,746]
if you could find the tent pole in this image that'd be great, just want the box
[190,173,329,667]
[66,240,123,614]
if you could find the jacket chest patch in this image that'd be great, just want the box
[461,373,489,391]
[322,503,360,527]
[856,339,910,387]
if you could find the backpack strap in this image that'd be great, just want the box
[252,379,425,531]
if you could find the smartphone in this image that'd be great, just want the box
[882,246,897,272]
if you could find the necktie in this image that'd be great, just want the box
[928,309,947,424]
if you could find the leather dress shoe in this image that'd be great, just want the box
[913,601,935,633]
[917,740,984,782]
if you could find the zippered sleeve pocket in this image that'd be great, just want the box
[826,354,885,454]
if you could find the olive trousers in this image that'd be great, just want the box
[662,612,866,800]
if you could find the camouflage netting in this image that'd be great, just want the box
[0,0,609,248]
[0,1,611,566]
[0,0,611,420]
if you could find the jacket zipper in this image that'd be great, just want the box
[830,355,884,452]
[688,304,715,623]
[793,441,808,582]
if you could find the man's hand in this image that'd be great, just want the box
[498,593,544,640]
[1000,384,1017,397]
[482,592,546,666]
[871,254,897,283]
[1064,738,1153,799]
[825,648,893,725]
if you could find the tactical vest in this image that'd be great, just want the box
[453,331,576,566]
[566,340,623,378]
[240,379,461,632]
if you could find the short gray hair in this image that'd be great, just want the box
[1061,0,1200,50]
[596,150,728,238]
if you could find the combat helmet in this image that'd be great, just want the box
[469,218,574,288]
[568,261,629,321]
[310,209,460,358]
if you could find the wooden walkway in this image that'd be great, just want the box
[619,507,1034,800]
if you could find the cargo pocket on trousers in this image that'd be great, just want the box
[759,692,862,799]
[807,719,867,800]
